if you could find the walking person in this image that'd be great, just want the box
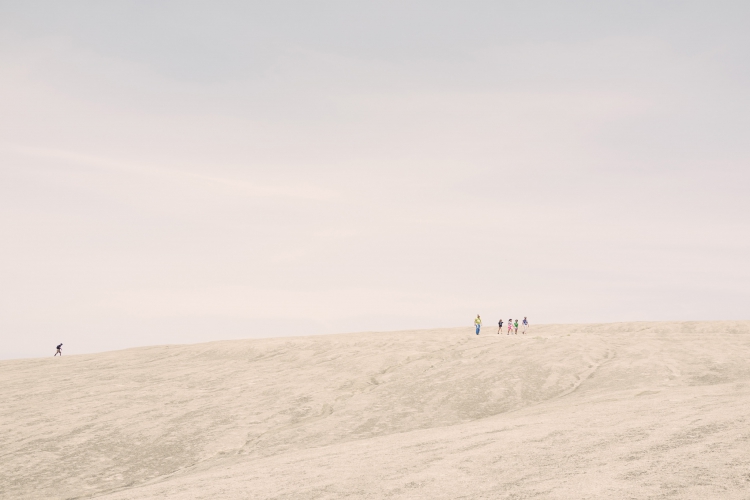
[522,317,529,334]
[507,319,513,335]
[54,343,63,356]
[474,315,482,335]
[513,319,519,335]
[498,318,503,334]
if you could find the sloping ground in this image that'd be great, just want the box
[2,322,750,499]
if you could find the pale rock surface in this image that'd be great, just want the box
[2,321,750,499]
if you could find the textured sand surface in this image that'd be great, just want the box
[3,321,750,499]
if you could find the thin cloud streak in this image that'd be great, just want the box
[2,144,337,202]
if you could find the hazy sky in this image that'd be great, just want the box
[2,1,749,358]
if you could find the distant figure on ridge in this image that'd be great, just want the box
[474,315,482,335]
[522,317,529,334]
[514,319,519,334]
[54,343,63,356]
[498,318,503,334]
[507,319,513,335]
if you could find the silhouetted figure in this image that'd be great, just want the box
[54,343,62,356]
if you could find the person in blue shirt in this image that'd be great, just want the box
[54,343,63,356]
[522,317,529,334]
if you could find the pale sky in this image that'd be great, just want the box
[1,1,749,359]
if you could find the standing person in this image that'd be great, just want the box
[507,319,513,335]
[522,317,529,334]
[54,343,63,356]
[498,318,503,334]
[514,319,519,335]
[474,315,482,335]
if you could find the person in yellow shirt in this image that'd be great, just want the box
[474,315,482,335]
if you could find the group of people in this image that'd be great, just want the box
[52,317,529,355]
[474,315,528,335]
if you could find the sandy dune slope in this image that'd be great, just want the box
[2,321,750,499]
